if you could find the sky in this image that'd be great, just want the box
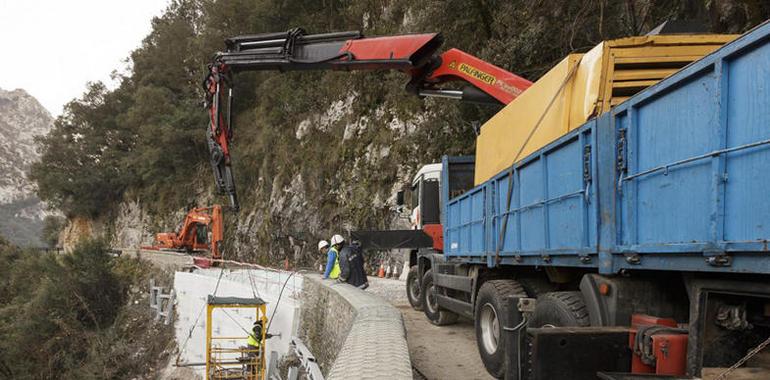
[0,0,170,117]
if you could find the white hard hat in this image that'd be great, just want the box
[330,234,344,246]
[318,240,329,250]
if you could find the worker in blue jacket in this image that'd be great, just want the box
[321,236,341,279]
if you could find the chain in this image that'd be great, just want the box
[714,335,770,380]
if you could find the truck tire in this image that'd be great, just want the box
[529,291,590,328]
[406,266,423,311]
[421,269,459,325]
[517,275,556,297]
[475,280,527,379]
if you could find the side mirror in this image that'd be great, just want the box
[396,190,405,206]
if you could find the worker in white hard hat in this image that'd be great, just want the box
[318,240,330,273]
[318,240,330,253]
[322,236,341,279]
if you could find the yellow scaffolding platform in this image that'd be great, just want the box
[206,295,268,380]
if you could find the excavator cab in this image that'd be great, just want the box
[206,295,268,380]
[195,224,209,245]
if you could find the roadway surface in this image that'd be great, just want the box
[367,276,494,380]
[121,251,770,379]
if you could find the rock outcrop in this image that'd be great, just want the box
[0,88,54,245]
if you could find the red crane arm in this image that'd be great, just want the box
[204,28,532,211]
[423,48,532,104]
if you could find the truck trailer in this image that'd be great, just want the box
[405,21,770,379]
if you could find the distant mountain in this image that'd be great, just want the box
[0,88,54,246]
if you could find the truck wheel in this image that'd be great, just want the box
[421,269,459,325]
[475,280,527,379]
[517,275,556,297]
[529,291,590,328]
[406,266,423,311]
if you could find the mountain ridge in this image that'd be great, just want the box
[0,86,55,246]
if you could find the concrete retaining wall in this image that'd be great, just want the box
[299,274,411,380]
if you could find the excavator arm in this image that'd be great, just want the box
[153,205,224,260]
[204,28,532,211]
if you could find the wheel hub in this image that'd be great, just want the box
[480,303,500,354]
[409,278,420,299]
[426,284,438,314]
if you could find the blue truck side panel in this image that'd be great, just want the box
[488,122,598,257]
[444,122,598,266]
[443,21,770,275]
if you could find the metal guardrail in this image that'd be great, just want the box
[291,337,324,380]
[149,278,175,325]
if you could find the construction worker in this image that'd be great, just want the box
[323,236,342,279]
[340,239,369,289]
[318,240,329,273]
[245,320,263,376]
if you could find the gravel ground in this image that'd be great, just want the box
[366,276,409,305]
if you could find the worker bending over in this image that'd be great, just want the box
[321,238,341,279]
[339,239,369,289]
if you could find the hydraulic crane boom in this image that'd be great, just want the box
[204,28,532,211]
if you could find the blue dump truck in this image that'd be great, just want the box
[406,21,770,379]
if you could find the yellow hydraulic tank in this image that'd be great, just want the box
[473,34,737,185]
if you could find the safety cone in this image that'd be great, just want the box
[319,264,323,273]
[393,265,400,279]
[378,263,385,278]
[386,265,392,278]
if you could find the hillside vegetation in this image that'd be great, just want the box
[0,238,173,378]
[30,0,770,264]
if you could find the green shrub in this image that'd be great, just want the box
[0,239,173,379]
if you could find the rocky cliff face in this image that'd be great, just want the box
[47,0,770,267]
[0,88,54,245]
[61,95,416,269]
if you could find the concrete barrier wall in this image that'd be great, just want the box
[299,274,411,380]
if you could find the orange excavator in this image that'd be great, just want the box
[150,204,224,261]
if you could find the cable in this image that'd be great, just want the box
[247,268,261,299]
[172,255,305,364]
[714,335,770,380]
[493,58,582,265]
[175,267,225,365]
[266,270,305,333]
[220,308,254,337]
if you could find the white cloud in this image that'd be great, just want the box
[0,0,169,116]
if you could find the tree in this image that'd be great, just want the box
[30,82,134,217]
[41,215,65,248]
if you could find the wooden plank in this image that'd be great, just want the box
[605,34,737,48]
[611,45,722,59]
[612,80,659,89]
[613,55,705,65]
[610,97,631,106]
[613,68,679,81]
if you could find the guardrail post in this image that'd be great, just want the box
[164,289,176,325]
[149,278,175,324]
